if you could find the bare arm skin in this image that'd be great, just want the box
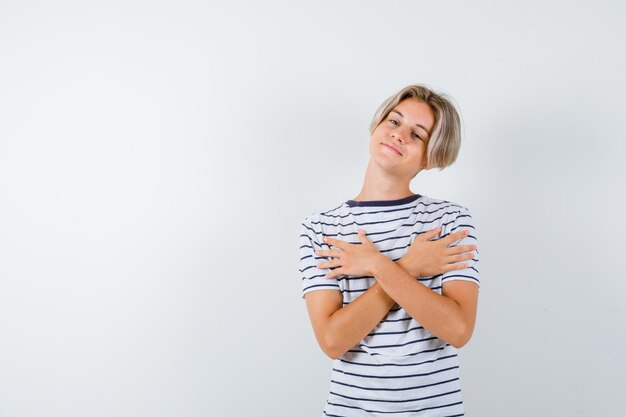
[304,227,475,359]
[369,257,479,349]
[305,283,394,360]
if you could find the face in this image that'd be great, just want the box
[369,98,435,178]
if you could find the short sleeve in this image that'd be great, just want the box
[440,206,480,287]
[298,217,340,299]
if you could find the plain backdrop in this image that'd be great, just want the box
[1,1,625,416]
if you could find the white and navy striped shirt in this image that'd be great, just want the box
[299,193,479,417]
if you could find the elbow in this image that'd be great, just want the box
[450,337,469,349]
[323,349,342,360]
[320,334,346,360]
[449,323,474,349]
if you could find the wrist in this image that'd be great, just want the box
[396,257,407,272]
[370,253,392,277]
[396,257,419,278]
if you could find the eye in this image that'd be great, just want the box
[388,118,399,125]
[412,132,423,140]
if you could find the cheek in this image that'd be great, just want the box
[371,128,386,143]
[368,138,377,152]
[369,130,380,144]
[368,136,381,154]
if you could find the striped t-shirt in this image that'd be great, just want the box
[298,193,479,417]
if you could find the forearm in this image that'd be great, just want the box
[370,255,467,347]
[324,281,395,359]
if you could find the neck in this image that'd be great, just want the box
[352,159,415,202]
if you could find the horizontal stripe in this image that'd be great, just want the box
[336,276,377,282]
[442,276,479,285]
[340,287,370,294]
[367,325,425,337]
[332,365,459,380]
[380,316,413,323]
[346,343,453,357]
[310,211,463,239]
[325,412,464,417]
[299,263,320,274]
[329,388,461,404]
[331,376,460,392]
[301,272,327,280]
[359,335,438,349]
[299,253,314,262]
[339,353,457,368]
[303,283,340,292]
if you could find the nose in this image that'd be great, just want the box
[391,131,406,144]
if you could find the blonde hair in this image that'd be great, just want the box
[369,84,462,170]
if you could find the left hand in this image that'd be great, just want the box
[315,229,384,279]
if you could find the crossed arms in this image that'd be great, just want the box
[304,227,479,359]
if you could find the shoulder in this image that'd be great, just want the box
[417,194,470,211]
[415,194,472,218]
[300,201,346,237]
[417,194,475,231]
[301,200,346,226]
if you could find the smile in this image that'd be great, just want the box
[382,143,402,156]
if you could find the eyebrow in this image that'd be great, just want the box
[391,109,430,138]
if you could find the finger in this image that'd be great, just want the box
[443,229,470,245]
[325,268,342,279]
[448,244,477,255]
[323,236,348,250]
[317,259,341,269]
[447,253,475,263]
[443,262,469,272]
[315,249,344,258]
[417,226,441,241]
[357,229,372,245]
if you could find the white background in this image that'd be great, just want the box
[1,1,625,416]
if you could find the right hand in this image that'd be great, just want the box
[397,227,476,278]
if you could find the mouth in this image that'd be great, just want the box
[382,143,402,156]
